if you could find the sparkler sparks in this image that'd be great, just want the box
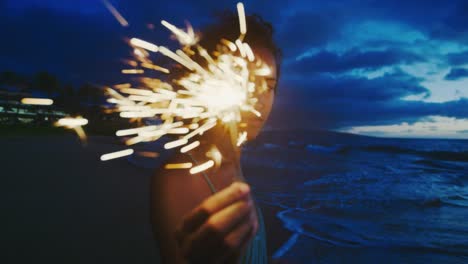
[101,2,274,176]
[237,131,248,147]
[161,20,199,46]
[190,160,215,174]
[180,141,201,153]
[101,0,129,27]
[100,149,134,161]
[130,38,159,52]
[165,163,193,169]
[237,3,247,35]
[55,117,89,143]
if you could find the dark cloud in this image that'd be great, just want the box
[285,49,422,74]
[444,68,468,81]
[270,88,467,130]
[268,72,444,129]
[429,1,468,40]
[277,11,343,57]
[446,51,468,66]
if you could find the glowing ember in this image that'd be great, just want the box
[165,163,193,169]
[137,151,160,158]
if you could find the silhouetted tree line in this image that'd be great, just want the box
[0,71,106,115]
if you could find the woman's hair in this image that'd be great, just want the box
[199,10,282,91]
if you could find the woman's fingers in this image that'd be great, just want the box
[179,182,250,235]
[179,197,254,262]
[219,209,257,263]
[206,197,252,236]
[175,182,254,262]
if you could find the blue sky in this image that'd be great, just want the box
[1,0,467,138]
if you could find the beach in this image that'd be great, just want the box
[2,135,159,263]
[1,135,291,263]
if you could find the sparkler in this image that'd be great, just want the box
[100,2,274,176]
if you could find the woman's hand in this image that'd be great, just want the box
[175,182,259,263]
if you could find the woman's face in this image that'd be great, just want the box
[242,47,277,140]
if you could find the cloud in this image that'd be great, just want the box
[343,115,468,139]
[429,1,468,41]
[446,50,468,66]
[277,10,343,57]
[286,49,422,74]
[444,68,468,80]
[268,71,468,129]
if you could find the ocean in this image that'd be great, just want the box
[242,130,468,263]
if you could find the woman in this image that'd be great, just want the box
[151,11,281,263]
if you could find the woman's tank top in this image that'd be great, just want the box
[240,204,268,263]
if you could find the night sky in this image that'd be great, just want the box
[1,0,468,138]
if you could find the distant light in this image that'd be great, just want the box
[21,98,53,106]
[57,118,88,127]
